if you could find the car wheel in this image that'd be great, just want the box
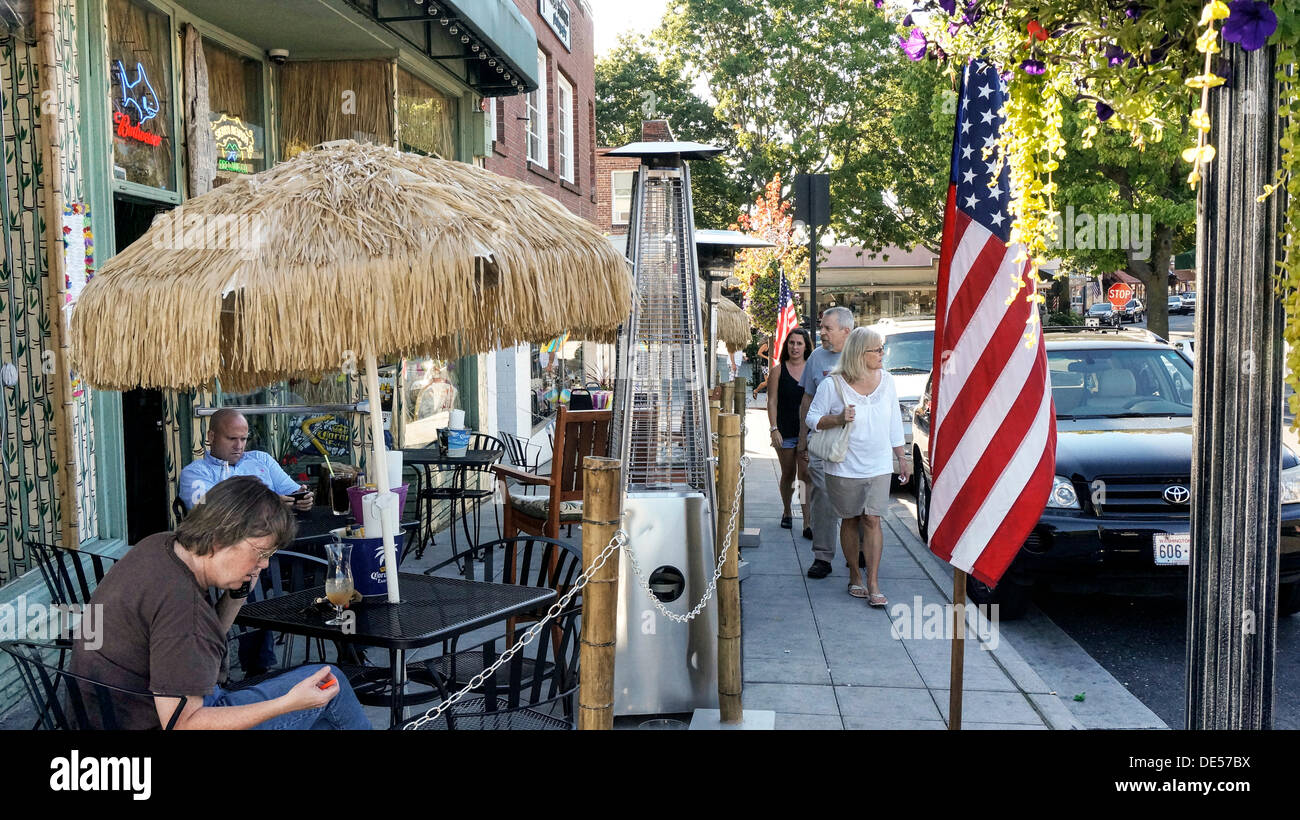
[1281,581,1300,617]
[915,453,931,541]
[966,575,1032,620]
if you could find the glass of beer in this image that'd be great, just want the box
[323,541,354,626]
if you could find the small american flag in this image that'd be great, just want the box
[926,61,1057,588]
[773,271,799,364]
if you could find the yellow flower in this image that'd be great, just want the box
[1190,108,1211,133]
[1185,73,1227,89]
[1198,0,1229,26]
[1196,27,1220,53]
[1183,144,1217,164]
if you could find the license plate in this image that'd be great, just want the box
[1086,317,1100,327]
[1153,532,1190,566]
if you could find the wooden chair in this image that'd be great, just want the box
[491,407,611,539]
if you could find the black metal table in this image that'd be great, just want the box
[401,448,502,560]
[234,572,556,727]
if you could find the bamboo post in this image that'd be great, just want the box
[733,383,747,532]
[949,568,966,730]
[716,412,743,722]
[720,381,734,417]
[578,456,623,730]
[36,0,78,548]
[709,399,721,457]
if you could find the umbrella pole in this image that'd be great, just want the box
[365,352,401,603]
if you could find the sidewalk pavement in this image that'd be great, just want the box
[737,406,1081,730]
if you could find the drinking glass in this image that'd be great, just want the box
[323,541,354,626]
[330,472,355,516]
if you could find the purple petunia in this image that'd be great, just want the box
[874,0,884,7]
[1124,3,1144,19]
[1104,43,1130,67]
[937,0,958,14]
[1096,101,1115,121]
[1221,0,1277,51]
[902,12,914,26]
[901,28,929,61]
[962,0,983,24]
[1021,58,1046,75]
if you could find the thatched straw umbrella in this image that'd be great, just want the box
[70,140,633,601]
[714,297,752,351]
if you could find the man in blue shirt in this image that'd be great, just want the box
[179,409,314,511]
[797,307,854,580]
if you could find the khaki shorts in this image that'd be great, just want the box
[825,473,891,518]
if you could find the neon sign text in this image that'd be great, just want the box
[113,111,162,146]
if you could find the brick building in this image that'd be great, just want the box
[480,0,608,444]
[484,0,597,221]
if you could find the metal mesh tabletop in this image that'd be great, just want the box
[289,506,417,549]
[400,449,500,467]
[235,573,556,650]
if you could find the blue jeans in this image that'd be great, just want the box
[204,665,373,730]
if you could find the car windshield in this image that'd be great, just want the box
[1048,347,1194,418]
[881,330,934,373]
[1087,304,1112,314]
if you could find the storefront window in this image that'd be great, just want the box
[530,336,588,428]
[815,288,937,327]
[405,358,459,445]
[205,39,266,187]
[107,0,175,190]
[397,69,457,159]
[279,60,394,159]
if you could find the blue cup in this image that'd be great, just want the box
[342,531,405,597]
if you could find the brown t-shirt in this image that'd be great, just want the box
[69,531,226,729]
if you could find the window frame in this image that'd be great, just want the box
[611,169,634,225]
[556,73,574,183]
[526,48,548,168]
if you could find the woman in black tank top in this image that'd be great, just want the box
[767,328,813,529]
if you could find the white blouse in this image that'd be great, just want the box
[805,370,904,479]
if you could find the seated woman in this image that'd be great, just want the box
[70,476,372,730]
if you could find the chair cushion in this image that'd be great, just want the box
[509,495,583,522]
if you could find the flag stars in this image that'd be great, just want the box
[978,84,994,99]
[989,212,1005,227]
[964,193,980,210]
[962,168,976,184]
[980,109,996,125]
[961,119,972,134]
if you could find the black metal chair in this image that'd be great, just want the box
[1,639,187,730]
[500,431,548,495]
[423,536,582,688]
[400,605,582,731]
[26,541,119,608]
[413,432,504,562]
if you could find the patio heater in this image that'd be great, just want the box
[605,140,724,716]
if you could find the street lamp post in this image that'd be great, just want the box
[1189,40,1284,729]
[794,173,830,340]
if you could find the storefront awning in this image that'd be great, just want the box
[175,0,537,95]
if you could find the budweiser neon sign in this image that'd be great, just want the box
[113,111,162,146]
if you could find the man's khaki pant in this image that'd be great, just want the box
[807,455,840,565]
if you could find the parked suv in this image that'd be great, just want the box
[910,326,1300,618]
[1121,297,1144,323]
[1085,303,1122,328]
[1168,294,1187,315]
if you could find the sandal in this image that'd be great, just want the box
[867,591,888,608]
[780,516,793,529]
[848,584,869,599]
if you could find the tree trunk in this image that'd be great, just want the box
[1128,224,1175,339]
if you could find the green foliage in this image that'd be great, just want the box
[733,175,807,333]
[594,34,746,228]
[658,0,954,251]
[1046,310,1084,326]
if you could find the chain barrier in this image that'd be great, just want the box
[402,528,628,730]
[403,415,751,729]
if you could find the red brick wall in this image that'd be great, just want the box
[595,146,640,234]
[484,0,596,224]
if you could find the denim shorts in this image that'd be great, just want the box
[780,436,799,449]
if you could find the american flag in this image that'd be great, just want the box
[773,271,799,365]
[926,61,1057,588]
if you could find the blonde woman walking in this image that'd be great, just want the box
[805,326,908,605]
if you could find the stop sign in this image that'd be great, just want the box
[1107,283,1133,309]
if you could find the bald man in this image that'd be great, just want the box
[179,409,313,511]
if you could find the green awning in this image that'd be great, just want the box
[1174,250,1195,270]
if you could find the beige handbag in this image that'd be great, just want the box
[807,376,852,463]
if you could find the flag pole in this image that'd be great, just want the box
[949,567,965,730]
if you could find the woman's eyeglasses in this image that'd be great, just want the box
[866,346,885,354]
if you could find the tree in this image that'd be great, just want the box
[594,34,746,229]
[659,0,954,251]
[1052,106,1197,339]
[733,174,808,333]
